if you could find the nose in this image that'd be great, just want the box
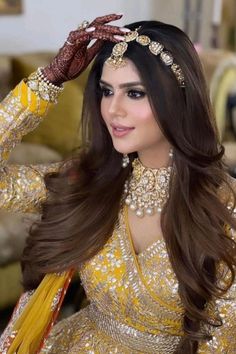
[108,94,126,118]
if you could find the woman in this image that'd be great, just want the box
[0,13,236,354]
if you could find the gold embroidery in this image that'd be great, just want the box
[0,81,60,213]
[43,206,236,353]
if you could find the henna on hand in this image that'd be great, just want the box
[42,14,126,86]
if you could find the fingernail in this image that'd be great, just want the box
[120,28,131,33]
[85,26,95,32]
[114,35,125,41]
[116,13,123,16]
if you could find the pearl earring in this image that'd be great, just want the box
[169,148,173,158]
[122,154,130,168]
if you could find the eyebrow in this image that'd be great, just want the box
[99,80,144,89]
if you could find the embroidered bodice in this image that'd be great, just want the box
[40,204,236,353]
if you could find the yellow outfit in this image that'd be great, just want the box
[0,80,236,353]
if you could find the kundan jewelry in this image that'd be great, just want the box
[26,67,64,103]
[124,158,172,217]
[106,28,185,87]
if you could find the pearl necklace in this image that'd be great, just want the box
[124,158,172,218]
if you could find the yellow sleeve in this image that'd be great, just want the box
[0,79,53,165]
[0,162,61,213]
[0,79,59,213]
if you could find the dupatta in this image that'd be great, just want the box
[0,269,74,354]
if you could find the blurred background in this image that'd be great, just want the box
[0,0,236,331]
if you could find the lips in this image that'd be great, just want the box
[111,123,135,137]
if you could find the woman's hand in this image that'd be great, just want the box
[42,14,127,86]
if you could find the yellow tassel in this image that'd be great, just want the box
[7,271,73,354]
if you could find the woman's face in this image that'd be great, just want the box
[100,58,170,167]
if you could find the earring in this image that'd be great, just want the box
[169,148,173,158]
[122,154,130,168]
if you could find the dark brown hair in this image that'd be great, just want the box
[22,21,236,353]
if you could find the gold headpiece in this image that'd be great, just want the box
[106,29,185,88]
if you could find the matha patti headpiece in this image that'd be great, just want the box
[106,28,185,88]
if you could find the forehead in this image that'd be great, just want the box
[101,58,141,83]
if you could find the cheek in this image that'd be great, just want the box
[135,107,157,127]
[100,99,108,124]
[132,98,155,124]
[136,109,164,139]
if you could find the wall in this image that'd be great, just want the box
[0,0,152,54]
[0,0,218,55]
[149,0,215,49]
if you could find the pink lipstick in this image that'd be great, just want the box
[111,123,134,137]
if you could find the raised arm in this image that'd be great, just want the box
[0,14,129,353]
[0,80,53,168]
[0,79,60,213]
[0,14,127,214]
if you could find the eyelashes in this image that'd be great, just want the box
[99,86,146,99]
[127,90,146,99]
[100,87,112,97]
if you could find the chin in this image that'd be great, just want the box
[113,146,136,155]
[112,140,137,154]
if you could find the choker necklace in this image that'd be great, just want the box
[124,158,172,218]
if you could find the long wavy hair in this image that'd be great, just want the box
[22,21,236,353]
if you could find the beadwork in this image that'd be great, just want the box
[106,28,185,87]
[87,303,181,353]
[124,158,172,217]
[26,68,64,103]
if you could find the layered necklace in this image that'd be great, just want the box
[124,158,172,218]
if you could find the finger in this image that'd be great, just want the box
[90,13,123,27]
[67,30,91,46]
[92,24,130,35]
[87,40,104,63]
[91,31,125,43]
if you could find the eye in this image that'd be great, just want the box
[127,89,146,99]
[100,87,113,97]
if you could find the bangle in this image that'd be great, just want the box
[25,67,64,103]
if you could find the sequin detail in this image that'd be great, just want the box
[42,203,236,353]
[0,82,60,213]
[0,86,44,166]
[0,163,61,213]
[51,288,63,312]
[87,302,181,353]
[41,206,184,353]
[0,290,34,353]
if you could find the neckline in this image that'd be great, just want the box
[132,157,173,171]
[121,204,183,315]
[124,205,165,258]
